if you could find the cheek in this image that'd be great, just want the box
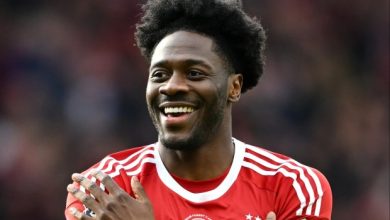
[145,83,157,105]
[209,80,229,102]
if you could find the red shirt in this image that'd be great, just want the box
[65,138,332,220]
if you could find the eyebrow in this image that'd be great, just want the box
[149,59,213,71]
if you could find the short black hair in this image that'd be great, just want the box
[135,0,266,93]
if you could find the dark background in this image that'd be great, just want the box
[0,0,388,219]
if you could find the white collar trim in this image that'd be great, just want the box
[153,138,246,203]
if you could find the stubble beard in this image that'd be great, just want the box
[147,93,227,151]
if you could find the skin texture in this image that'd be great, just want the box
[66,31,280,219]
[146,31,242,180]
[147,31,230,151]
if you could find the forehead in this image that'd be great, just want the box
[150,31,224,67]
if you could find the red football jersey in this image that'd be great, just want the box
[65,138,332,220]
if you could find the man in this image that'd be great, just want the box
[65,0,332,219]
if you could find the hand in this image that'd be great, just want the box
[67,170,154,220]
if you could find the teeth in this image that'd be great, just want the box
[164,106,194,114]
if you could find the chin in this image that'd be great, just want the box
[160,134,206,151]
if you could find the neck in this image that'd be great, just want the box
[158,114,235,181]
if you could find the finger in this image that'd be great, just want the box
[131,176,148,202]
[69,207,94,220]
[67,184,100,214]
[91,170,123,196]
[72,173,107,203]
[266,211,276,220]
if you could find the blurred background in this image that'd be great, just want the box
[0,0,388,219]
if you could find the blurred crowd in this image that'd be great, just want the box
[0,0,388,219]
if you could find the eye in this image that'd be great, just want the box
[187,69,205,79]
[150,69,169,82]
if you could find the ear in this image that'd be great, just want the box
[228,74,243,102]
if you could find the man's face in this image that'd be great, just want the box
[146,31,232,150]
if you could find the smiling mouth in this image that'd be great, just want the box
[162,106,195,117]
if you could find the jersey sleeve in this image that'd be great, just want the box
[276,166,333,220]
[64,158,132,220]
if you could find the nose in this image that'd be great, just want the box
[159,72,189,95]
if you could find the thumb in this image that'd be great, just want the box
[266,211,276,220]
[131,176,148,202]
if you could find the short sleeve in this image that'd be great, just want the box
[275,166,333,220]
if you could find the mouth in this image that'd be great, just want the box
[158,102,198,126]
[163,106,195,117]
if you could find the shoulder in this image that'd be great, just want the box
[65,144,157,219]
[109,145,155,162]
[240,141,332,219]
[82,144,156,178]
[242,142,329,186]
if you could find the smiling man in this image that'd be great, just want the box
[65,0,332,220]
